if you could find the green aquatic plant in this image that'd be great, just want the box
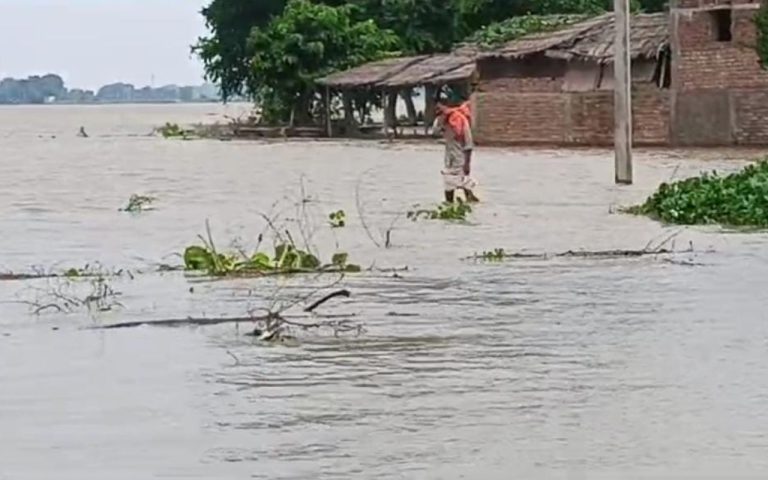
[183,222,360,276]
[407,201,472,222]
[329,210,347,228]
[625,160,768,227]
[120,194,156,213]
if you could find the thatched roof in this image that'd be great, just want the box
[484,12,668,63]
[378,55,475,88]
[317,56,427,88]
[317,12,668,89]
[317,54,474,89]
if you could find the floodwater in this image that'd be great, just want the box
[2,104,768,479]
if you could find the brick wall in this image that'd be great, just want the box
[670,0,768,144]
[732,90,768,143]
[675,6,768,91]
[475,91,568,144]
[474,81,670,146]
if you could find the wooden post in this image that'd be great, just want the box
[342,91,357,135]
[614,0,633,184]
[325,86,332,138]
[384,90,398,138]
[425,85,437,135]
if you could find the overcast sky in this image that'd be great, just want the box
[0,0,211,90]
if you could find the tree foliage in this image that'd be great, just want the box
[352,0,462,53]
[756,1,768,69]
[193,0,287,100]
[248,0,399,122]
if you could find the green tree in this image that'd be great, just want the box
[757,0,768,68]
[353,0,462,53]
[248,0,400,122]
[193,0,288,101]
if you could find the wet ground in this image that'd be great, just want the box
[2,104,768,479]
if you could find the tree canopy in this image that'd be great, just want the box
[248,0,399,122]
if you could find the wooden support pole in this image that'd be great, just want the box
[384,90,398,138]
[614,0,633,185]
[425,85,437,135]
[325,86,332,138]
[342,91,357,135]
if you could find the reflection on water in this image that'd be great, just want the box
[2,104,768,479]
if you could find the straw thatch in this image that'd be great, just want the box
[377,54,475,88]
[485,12,668,63]
[317,55,427,88]
[318,54,475,89]
[317,12,668,89]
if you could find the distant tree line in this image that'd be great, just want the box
[193,0,668,123]
[0,74,223,105]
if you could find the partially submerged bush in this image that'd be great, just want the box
[157,122,195,139]
[626,161,768,227]
[407,202,472,222]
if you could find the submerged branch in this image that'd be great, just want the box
[89,312,358,330]
[467,243,694,262]
[304,289,351,313]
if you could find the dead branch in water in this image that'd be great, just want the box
[304,289,351,312]
[88,312,357,330]
[17,276,124,315]
[467,230,695,262]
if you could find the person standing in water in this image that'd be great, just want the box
[435,96,479,203]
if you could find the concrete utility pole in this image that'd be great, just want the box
[614,0,633,184]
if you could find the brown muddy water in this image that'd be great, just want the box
[2,104,768,479]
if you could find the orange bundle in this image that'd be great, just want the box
[439,102,471,142]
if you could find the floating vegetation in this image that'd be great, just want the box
[407,202,472,222]
[183,221,360,277]
[120,194,156,213]
[625,161,768,227]
[156,122,196,139]
[478,248,506,261]
[329,210,347,228]
[1,263,134,282]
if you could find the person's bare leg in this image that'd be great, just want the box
[463,188,479,203]
[444,190,455,203]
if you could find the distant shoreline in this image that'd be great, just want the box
[0,100,229,107]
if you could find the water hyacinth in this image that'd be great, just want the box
[626,161,768,227]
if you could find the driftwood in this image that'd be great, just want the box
[90,289,355,331]
[470,248,677,261]
[304,289,350,312]
[88,312,357,330]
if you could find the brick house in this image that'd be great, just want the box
[473,0,768,146]
[319,0,768,146]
